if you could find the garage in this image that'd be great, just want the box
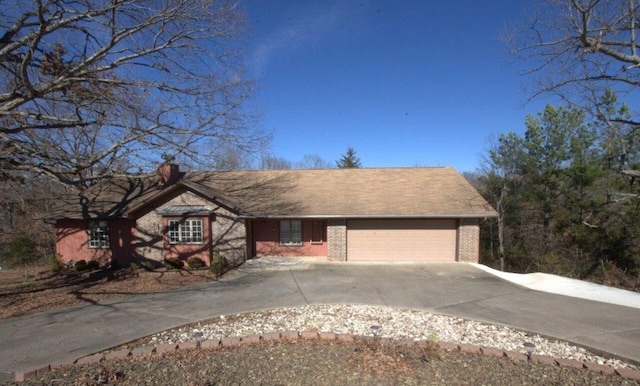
[346,219,458,262]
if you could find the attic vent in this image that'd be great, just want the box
[158,205,211,215]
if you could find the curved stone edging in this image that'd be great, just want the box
[13,331,640,382]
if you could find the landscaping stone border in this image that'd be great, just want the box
[13,331,640,382]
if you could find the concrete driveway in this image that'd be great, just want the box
[1,262,639,381]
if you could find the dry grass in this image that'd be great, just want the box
[0,264,217,319]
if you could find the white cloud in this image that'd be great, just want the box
[249,2,363,74]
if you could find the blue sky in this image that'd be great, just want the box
[243,1,548,172]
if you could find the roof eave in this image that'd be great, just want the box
[240,213,498,220]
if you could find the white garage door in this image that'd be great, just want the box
[347,219,457,262]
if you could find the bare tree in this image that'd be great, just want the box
[260,155,293,170]
[0,0,267,188]
[510,0,640,183]
[479,134,526,271]
[296,153,332,169]
[511,0,640,99]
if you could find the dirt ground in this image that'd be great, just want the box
[0,264,217,319]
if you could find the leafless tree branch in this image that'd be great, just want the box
[1,0,267,188]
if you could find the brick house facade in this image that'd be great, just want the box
[53,165,496,266]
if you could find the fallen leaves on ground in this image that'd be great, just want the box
[0,265,216,319]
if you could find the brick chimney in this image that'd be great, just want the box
[158,163,180,187]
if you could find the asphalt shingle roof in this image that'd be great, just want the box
[50,167,497,220]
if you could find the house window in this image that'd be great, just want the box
[168,219,203,244]
[88,221,110,249]
[280,220,302,246]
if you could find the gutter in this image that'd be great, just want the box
[239,213,498,220]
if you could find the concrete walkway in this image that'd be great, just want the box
[1,261,639,381]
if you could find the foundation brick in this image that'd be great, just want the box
[437,341,459,351]
[75,353,104,365]
[36,365,51,376]
[201,338,221,349]
[155,343,178,354]
[49,359,74,370]
[104,349,131,361]
[615,367,640,381]
[459,343,481,354]
[262,332,281,341]
[480,347,505,358]
[221,337,242,347]
[319,332,337,341]
[281,331,300,340]
[14,367,39,382]
[300,331,318,340]
[336,334,354,342]
[177,341,198,350]
[583,362,616,375]
[242,335,262,344]
[504,350,528,362]
[131,346,156,357]
[415,339,438,347]
[531,354,556,366]
[555,358,585,370]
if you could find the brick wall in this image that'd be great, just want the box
[457,218,480,263]
[135,208,164,262]
[211,211,246,266]
[134,190,246,265]
[327,219,347,261]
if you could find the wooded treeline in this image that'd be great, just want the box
[476,93,639,291]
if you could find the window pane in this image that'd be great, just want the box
[168,218,204,244]
[191,220,203,243]
[88,221,109,249]
[280,220,290,243]
[280,220,302,245]
[168,220,180,244]
[181,221,190,242]
[291,220,302,244]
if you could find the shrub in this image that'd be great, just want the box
[0,235,39,268]
[86,260,100,270]
[143,260,156,271]
[74,260,88,271]
[210,251,227,277]
[130,262,141,271]
[49,255,64,273]
[187,257,206,269]
[163,257,184,270]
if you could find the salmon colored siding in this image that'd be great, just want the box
[55,219,135,264]
[162,216,213,265]
[251,219,327,257]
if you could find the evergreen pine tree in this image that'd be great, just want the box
[336,147,362,168]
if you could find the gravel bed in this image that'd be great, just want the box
[141,304,635,369]
[9,304,639,385]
